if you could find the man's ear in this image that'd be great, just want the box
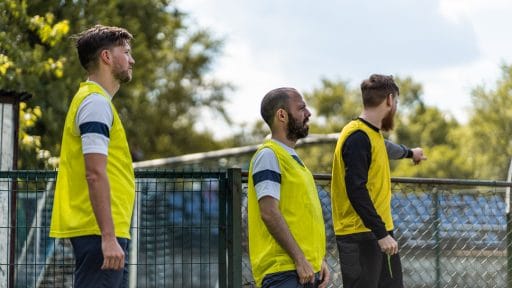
[276,108,287,123]
[386,93,394,106]
[99,49,112,65]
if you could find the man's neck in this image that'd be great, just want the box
[359,110,383,130]
[271,132,296,149]
[88,73,119,97]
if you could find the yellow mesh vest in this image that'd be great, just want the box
[331,119,394,236]
[50,82,135,239]
[248,140,326,287]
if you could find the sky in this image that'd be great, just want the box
[177,0,512,138]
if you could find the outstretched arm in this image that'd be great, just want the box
[385,140,427,164]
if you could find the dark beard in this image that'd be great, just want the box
[112,61,132,83]
[381,109,395,132]
[286,114,309,141]
[113,69,131,83]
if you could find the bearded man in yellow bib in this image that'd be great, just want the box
[247,87,330,288]
[331,74,408,288]
[50,25,135,288]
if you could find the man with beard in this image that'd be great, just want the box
[247,87,330,287]
[50,25,135,288]
[331,74,406,288]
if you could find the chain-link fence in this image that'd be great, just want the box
[2,169,512,287]
[241,175,512,288]
[0,170,240,288]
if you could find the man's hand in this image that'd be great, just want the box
[317,260,330,288]
[377,235,398,255]
[85,153,124,270]
[294,255,315,285]
[101,236,125,270]
[411,147,427,165]
[259,196,316,285]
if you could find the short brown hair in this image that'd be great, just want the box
[360,74,399,107]
[74,24,133,71]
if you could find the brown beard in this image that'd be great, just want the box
[381,109,395,132]
[286,113,309,141]
[112,61,132,83]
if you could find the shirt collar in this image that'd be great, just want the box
[357,117,380,132]
[270,138,297,155]
[86,80,113,100]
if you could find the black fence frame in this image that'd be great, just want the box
[240,172,512,288]
[0,169,243,288]
[3,169,512,287]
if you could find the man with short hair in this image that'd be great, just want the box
[50,24,136,288]
[247,87,330,288]
[331,74,409,288]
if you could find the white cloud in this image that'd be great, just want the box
[180,0,512,137]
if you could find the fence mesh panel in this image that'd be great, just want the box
[0,170,229,288]
[1,170,511,287]
[241,178,510,288]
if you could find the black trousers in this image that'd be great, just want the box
[336,235,404,288]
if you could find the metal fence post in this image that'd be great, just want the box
[219,174,227,288]
[227,168,242,288]
[508,212,512,288]
[506,159,512,288]
[433,186,441,288]
[0,90,31,288]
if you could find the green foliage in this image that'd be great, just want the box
[394,76,425,114]
[17,102,59,169]
[394,106,459,148]
[465,64,512,179]
[1,0,69,168]
[226,120,270,147]
[1,0,231,167]
[3,0,511,180]
[304,78,360,133]
[303,76,472,178]
[297,143,336,173]
[392,144,473,179]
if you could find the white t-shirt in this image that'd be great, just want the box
[251,139,302,201]
[75,81,113,155]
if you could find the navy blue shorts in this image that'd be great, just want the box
[70,235,129,288]
[261,270,322,288]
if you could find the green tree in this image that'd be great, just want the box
[1,0,69,168]
[302,76,471,178]
[465,64,512,179]
[17,102,60,169]
[227,121,270,147]
[1,0,231,167]
[394,76,425,114]
[389,78,469,178]
[304,78,360,134]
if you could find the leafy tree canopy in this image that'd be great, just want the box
[465,64,512,179]
[302,76,470,178]
[1,0,231,168]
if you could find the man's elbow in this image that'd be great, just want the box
[85,170,100,184]
[84,153,108,184]
[258,196,280,224]
[260,206,278,225]
[85,166,106,184]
